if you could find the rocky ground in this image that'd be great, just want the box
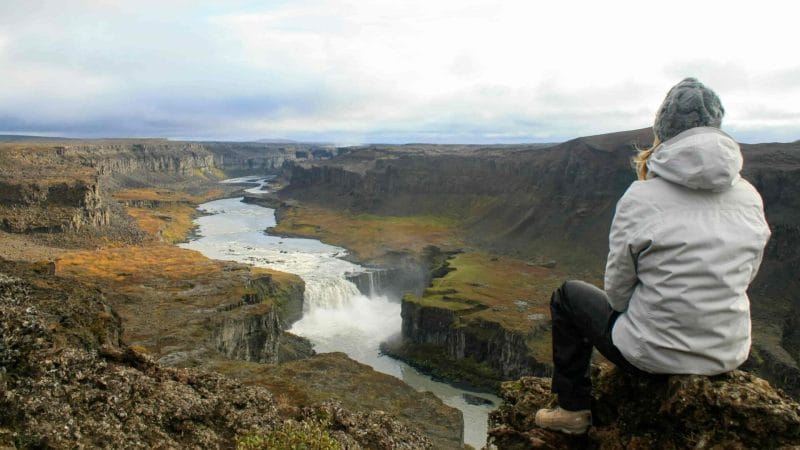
[488,364,800,449]
[0,252,455,449]
[0,259,436,448]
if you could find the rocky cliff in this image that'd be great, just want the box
[54,245,312,368]
[0,139,332,238]
[383,297,549,391]
[379,249,557,392]
[210,274,312,364]
[204,141,334,176]
[488,364,800,449]
[0,176,111,232]
[63,141,217,176]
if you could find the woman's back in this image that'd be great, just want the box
[607,127,771,374]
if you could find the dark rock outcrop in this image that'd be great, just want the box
[488,365,800,449]
[211,275,312,364]
[0,177,111,232]
[382,296,549,391]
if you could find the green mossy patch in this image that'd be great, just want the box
[415,252,562,334]
[271,204,464,262]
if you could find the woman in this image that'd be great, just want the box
[534,78,772,434]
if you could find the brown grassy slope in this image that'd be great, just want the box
[272,204,464,262]
[112,187,224,243]
[55,244,302,356]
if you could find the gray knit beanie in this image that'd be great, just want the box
[653,77,725,142]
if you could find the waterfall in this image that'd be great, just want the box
[303,276,363,311]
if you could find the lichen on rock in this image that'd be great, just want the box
[488,364,800,449]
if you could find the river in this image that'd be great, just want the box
[180,177,499,449]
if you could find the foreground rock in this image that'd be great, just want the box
[488,365,800,449]
[0,259,433,448]
[211,352,464,450]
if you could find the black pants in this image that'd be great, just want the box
[550,280,649,411]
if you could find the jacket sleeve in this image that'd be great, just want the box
[604,188,649,312]
[748,209,772,283]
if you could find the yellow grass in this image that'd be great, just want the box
[272,205,464,261]
[56,244,296,291]
[114,188,224,243]
[56,244,226,284]
[55,243,302,356]
[112,187,223,203]
[126,205,198,243]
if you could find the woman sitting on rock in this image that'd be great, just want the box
[534,78,772,435]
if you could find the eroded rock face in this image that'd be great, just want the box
[210,302,313,364]
[0,178,111,232]
[388,297,549,391]
[488,365,800,449]
[204,141,332,176]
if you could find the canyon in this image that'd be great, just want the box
[1,130,799,448]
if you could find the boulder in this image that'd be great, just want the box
[488,364,800,449]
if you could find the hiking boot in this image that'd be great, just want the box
[534,407,591,434]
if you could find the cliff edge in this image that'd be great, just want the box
[488,365,800,449]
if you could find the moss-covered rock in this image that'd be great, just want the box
[488,365,800,449]
[385,251,557,392]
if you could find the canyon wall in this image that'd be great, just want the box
[210,274,312,364]
[0,176,111,232]
[384,298,550,391]
[0,139,332,234]
[204,141,334,176]
[283,131,650,267]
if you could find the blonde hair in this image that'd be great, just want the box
[633,136,661,181]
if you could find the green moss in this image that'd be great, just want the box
[405,292,476,312]
[412,252,560,333]
[236,420,341,450]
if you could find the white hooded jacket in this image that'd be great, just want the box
[605,127,771,374]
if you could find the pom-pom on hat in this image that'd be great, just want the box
[654,77,725,142]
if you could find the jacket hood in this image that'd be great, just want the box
[647,127,742,191]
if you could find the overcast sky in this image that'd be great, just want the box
[0,1,797,144]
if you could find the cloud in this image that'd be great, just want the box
[0,0,798,143]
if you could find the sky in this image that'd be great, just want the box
[0,0,798,144]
